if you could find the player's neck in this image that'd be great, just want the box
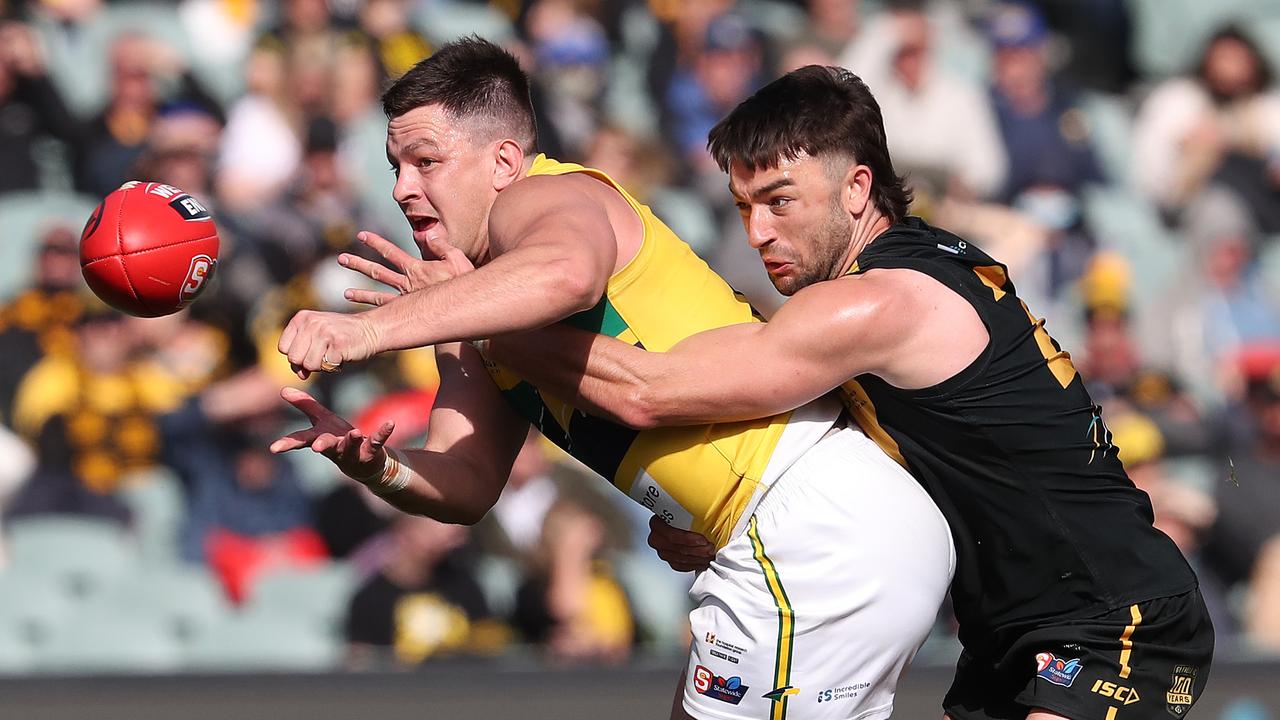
[840,211,893,274]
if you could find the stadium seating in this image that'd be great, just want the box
[414,1,515,46]
[5,515,137,599]
[0,624,35,674]
[1129,0,1280,78]
[92,564,231,644]
[118,469,186,566]
[243,562,359,634]
[1081,185,1187,315]
[182,612,342,672]
[0,571,78,652]
[473,555,521,620]
[34,607,183,674]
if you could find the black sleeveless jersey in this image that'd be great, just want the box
[840,218,1197,648]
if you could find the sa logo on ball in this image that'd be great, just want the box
[181,254,216,303]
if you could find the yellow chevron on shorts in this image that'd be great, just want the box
[749,516,795,720]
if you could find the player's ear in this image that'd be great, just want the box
[843,163,873,217]
[492,139,525,191]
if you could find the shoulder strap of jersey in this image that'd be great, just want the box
[847,218,1014,313]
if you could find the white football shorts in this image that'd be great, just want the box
[682,426,955,720]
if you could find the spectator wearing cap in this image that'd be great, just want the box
[131,102,223,201]
[988,3,1102,204]
[663,14,765,175]
[73,33,224,199]
[524,0,611,159]
[1202,345,1280,649]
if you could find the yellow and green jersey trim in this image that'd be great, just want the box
[484,155,835,549]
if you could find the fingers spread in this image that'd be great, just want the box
[339,253,408,291]
[280,387,331,423]
[311,432,340,454]
[359,231,416,270]
[270,428,317,453]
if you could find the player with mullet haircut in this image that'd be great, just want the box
[275,39,954,720]
[482,65,1216,720]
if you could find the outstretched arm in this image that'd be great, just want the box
[271,343,528,524]
[487,275,900,428]
[278,175,617,378]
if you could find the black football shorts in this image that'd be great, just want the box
[944,588,1214,720]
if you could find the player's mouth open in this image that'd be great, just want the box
[410,216,439,233]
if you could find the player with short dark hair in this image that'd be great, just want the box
[484,65,1215,720]
[275,40,954,720]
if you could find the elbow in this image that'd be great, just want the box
[548,259,606,314]
[428,499,489,527]
[618,385,663,430]
[449,505,487,527]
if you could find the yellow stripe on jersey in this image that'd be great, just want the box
[486,155,802,548]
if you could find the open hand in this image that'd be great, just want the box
[647,515,715,573]
[340,231,475,307]
[269,387,395,482]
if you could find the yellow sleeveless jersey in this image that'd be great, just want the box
[483,155,837,548]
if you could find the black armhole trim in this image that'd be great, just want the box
[853,256,995,400]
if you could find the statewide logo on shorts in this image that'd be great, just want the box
[1166,665,1197,717]
[1035,652,1083,687]
[693,665,748,705]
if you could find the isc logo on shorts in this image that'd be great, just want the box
[1090,680,1140,705]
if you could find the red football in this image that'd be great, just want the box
[79,181,220,318]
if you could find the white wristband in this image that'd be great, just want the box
[353,448,412,496]
[370,447,413,496]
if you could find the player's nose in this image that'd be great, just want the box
[392,168,422,205]
[745,208,776,249]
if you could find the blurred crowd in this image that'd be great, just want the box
[1,0,1280,671]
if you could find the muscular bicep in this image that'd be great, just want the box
[650,285,887,422]
[490,278,899,427]
[486,175,619,300]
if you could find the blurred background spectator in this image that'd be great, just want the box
[0,0,1278,680]
[1133,25,1280,231]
